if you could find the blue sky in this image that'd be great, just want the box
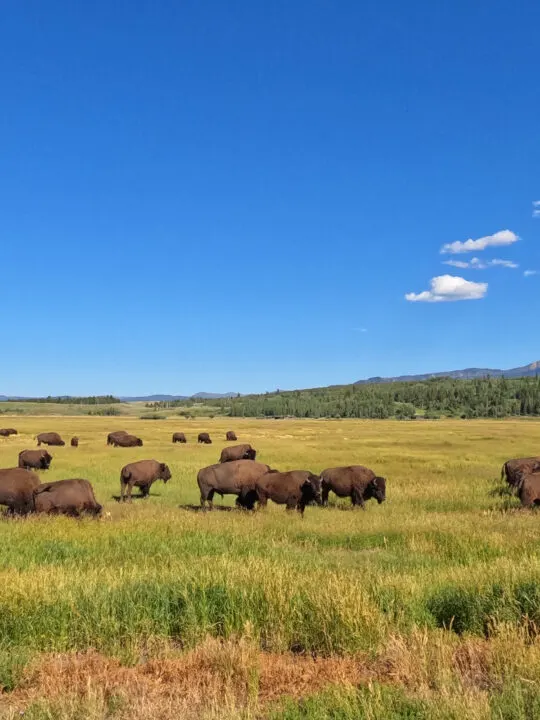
[1,0,539,396]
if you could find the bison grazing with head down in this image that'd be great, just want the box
[518,474,540,508]
[198,433,212,445]
[36,432,65,447]
[250,470,322,516]
[219,444,257,463]
[18,449,52,471]
[33,479,102,517]
[120,459,171,502]
[226,431,237,442]
[197,460,271,510]
[321,466,386,509]
[172,432,187,444]
[0,468,40,515]
[501,457,540,488]
[107,430,129,446]
[71,437,79,447]
[0,428,18,437]
[111,433,143,448]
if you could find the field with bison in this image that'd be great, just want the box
[0,415,540,719]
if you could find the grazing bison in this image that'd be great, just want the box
[120,459,171,502]
[36,432,65,447]
[71,437,79,447]
[219,444,257,463]
[172,432,187,444]
[198,460,271,510]
[198,433,212,444]
[0,468,40,515]
[33,479,102,517]
[110,433,143,448]
[518,474,540,507]
[501,457,540,487]
[18,449,52,471]
[321,466,386,508]
[252,470,322,516]
[226,431,237,441]
[107,430,129,446]
[0,428,18,437]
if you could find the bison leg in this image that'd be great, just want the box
[139,484,150,498]
[206,489,215,510]
[321,485,330,506]
[351,488,366,509]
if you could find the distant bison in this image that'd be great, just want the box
[36,432,65,447]
[518,474,540,507]
[18,449,52,471]
[33,479,102,517]
[198,459,271,510]
[321,466,386,508]
[172,432,187,444]
[110,433,143,448]
[226,431,237,441]
[501,457,540,487]
[219,444,257,463]
[107,430,129,446]
[0,468,40,515]
[120,459,171,502]
[250,470,322,516]
[0,428,18,437]
[71,437,79,447]
[198,433,212,444]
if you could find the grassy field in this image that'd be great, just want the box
[0,416,539,718]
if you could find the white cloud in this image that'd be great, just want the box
[440,229,519,255]
[533,202,540,218]
[524,270,538,277]
[405,275,488,303]
[353,327,368,332]
[443,257,518,270]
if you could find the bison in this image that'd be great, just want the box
[219,444,257,463]
[71,437,79,447]
[0,468,40,515]
[172,432,187,444]
[321,466,386,508]
[518,474,540,507]
[120,459,171,502]
[107,430,129,446]
[36,432,65,447]
[0,428,18,437]
[226,431,237,441]
[18,449,52,471]
[501,457,540,488]
[110,433,143,448]
[198,433,212,444]
[33,479,102,517]
[250,470,322,516]
[197,460,271,510]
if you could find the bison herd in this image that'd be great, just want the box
[0,425,539,518]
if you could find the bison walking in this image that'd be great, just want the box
[18,449,52,471]
[36,432,65,447]
[0,468,40,515]
[0,428,18,437]
[33,479,102,517]
[197,460,271,510]
[120,459,171,502]
[219,444,257,463]
[321,466,386,508]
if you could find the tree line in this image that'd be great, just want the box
[200,376,540,419]
[8,395,121,405]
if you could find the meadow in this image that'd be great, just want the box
[0,415,539,718]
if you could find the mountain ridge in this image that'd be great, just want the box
[354,361,540,385]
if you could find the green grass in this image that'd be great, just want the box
[0,416,540,718]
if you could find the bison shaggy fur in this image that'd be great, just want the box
[321,465,386,508]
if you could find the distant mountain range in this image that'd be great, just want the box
[354,361,540,385]
[118,392,238,402]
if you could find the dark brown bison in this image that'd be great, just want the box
[18,449,52,471]
[172,432,187,444]
[110,433,143,448]
[501,457,540,487]
[120,459,171,502]
[321,466,386,508]
[518,474,540,507]
[0,428,18,437]
[197,460,271,509]
[251,470,322,516]
[71,437,79,447]
[219,444,257,463]
[107,430,129,446]
[0,468,40,514]
[36,432,65,447]
[33,479,102,517]
[226,431,237,441]
[198,433,212,444]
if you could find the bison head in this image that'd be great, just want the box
[160,463,172,482]
[368,476,386,504]
[301,473,322,505]
[243,448,257,460]
[41,452,52,470]
[137,438,143,446]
